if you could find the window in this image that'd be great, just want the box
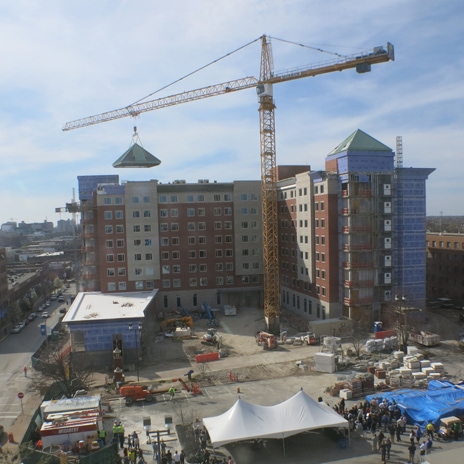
[187,208,195,217]
[133,211,140,218]
[188,237,196,245]
[143,196,150,203]
[197,194,205,202]
[216,277,224,285]
[215,236,222,244]
[189,278,197,287]
[106,240,114,248]
[116,239,124,247]
[224,221,232,229]
[215,249,223,258]
[160,209,168,217]
[170,209,178,217]
[224,194,231,201]
[198,236,206,244]
[145,253,153,260]
[172,237,179,245]
[224,207,232,215]
[118,282,127,291]
[162,265,170,274]
[225,249,233,257]
[105,225,113,234]
[115,197,123,204]
[187,222,195,231]
[214,222,222,230]
[214,207,221,216]
[241,193,248,201]
[170,195,177,203]
[133,225,141,232]
[107,282,116,291]
[159,195,167,203]
[172,251,180,259]
[104,211,112,220]
[199,264,207,272]
[198,208,205,216]
[134,239,141,246]
[136,281,144,290]
[200,277,208,286]
[145,239,152,246]
[161,252,169,260]
[226,263,234,271]
[215,263,223,271]
[146,281,154,289]
[173,265,181,273]
[242,263,249,270]
[160,238,169,246]
[117,254,125,262]
[144,225,151,232]
[104,197,112,205]
[118,268,126,276]
[132,196,140,204]
[116,225,124,233]
[213,194,221,201]
[189,251,196,259]
[252,262,260,270]
[143,210,151,218]
[107,268,115,277]
[187,194,194,202]
[115,210,123,219]
[241,207,248,214]
[106,254,114,262]
[189,264,197,273]
[198,222,206,230]
[250,207,257,215]
[160,223,168,232]
[134,254,142,261]
[226,276,234,284]
[173,279,181,288]
[162,280,170,288]
[242,235,249,242]
[199,250,207,258]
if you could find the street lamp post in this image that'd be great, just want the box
[128,322,142,382]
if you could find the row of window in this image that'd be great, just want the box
[107,280,155,291]
[280,187,309,200]
[103,196,151,205]
[106,253,154,262]
[282,290,326,318]
[427,240,464,250]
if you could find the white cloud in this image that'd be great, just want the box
[0,0,463,223]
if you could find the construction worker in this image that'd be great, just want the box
[168,385,176,401]
[98,428,107,445]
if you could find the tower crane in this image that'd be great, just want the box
[63,35,394,332]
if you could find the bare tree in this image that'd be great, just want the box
[38,344,95,398]
[350,320,370,358]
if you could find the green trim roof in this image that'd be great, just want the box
[328,129,392,156]
[112,143,161,168]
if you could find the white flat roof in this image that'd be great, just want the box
[62,290,158,323]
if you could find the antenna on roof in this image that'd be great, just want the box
[396,136,403,168]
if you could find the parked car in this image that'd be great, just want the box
[11,325,22,334]
[58,296,65,303]
[45,300,51,307]
[50,294,57,301]
[28,313,37,321]
[59,308,67,314]
[17,321,26,330]
[42,312,49,318]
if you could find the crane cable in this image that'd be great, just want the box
[268,35,345,58]
[129,36,263,107]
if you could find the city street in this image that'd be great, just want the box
[0,290,70,430]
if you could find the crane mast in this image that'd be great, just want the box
[64,35,394,333]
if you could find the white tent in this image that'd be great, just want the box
[203,390,349,447]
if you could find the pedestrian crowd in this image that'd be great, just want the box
[332,397,435,463]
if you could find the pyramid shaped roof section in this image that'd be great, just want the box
[112,143,161,168]
[328,129,392,156]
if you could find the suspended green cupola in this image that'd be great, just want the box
[112,127,161,168]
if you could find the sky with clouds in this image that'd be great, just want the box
[0,0,463,225]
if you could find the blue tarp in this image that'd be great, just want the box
[366,381,464,428]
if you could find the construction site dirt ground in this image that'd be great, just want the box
[138,305,464,386]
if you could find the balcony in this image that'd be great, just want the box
[81,245,95,252]
[342,226,372,233]
[343,296,374,306]
[344,280,374,288]
[343,262,373,269]
[343,244,373,252]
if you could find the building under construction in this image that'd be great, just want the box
[77,129,434,326]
